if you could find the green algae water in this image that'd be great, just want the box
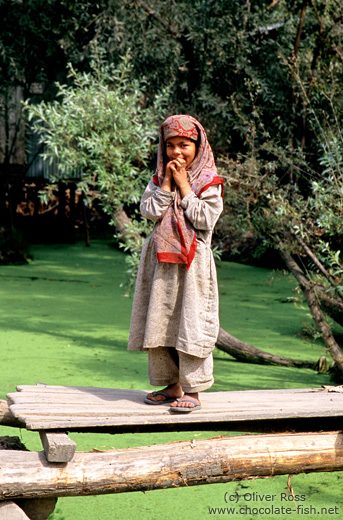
[0,241,342,519]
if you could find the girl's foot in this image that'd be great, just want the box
[146,382,183,403]
[170,392,201,409]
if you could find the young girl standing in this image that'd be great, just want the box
[128,114,223,412]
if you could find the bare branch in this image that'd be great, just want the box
[267,0,282,9]
[294,0,308,60]
[291,230,343,301]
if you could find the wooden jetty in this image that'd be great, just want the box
[1,384,343,516]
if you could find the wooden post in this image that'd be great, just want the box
[1,432,343,500]
[39,431,77,463]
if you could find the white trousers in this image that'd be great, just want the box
[147,347,214,393]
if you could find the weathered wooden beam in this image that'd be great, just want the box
[7,386,343,432]
[0,399,22,428]
[1,432,343,500]
[39,431,77,463]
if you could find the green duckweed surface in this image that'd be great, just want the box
[0,241,342,520]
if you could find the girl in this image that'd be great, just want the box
[128,114,223,413]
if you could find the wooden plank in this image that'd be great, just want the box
[13,385,321,395]
[8,392,342,410]
[0,432,343,500]
[7,386,343,432]
[14,385,149,396]
[39,431,77,463]
[7,389,333,406]
[11,413,343,433]
[14,399,335,414]
[8,404,343,422]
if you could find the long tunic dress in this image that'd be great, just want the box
[127,180,223,359]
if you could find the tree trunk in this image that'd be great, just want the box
[83,196,90,247]
[113,206,133,239]
[315,290,343,327]
[279,249,343,374]
[294,0,308,59]
[1,432,343,499]
[216,328,319,369]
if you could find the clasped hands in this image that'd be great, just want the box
[161,158,192,198]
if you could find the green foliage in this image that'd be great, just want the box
[25,51,168,280]
[26,52,165,208]
[217,67,343,312]
[115,215,154,294]
[1,0,341,179]
[4,0,342,154]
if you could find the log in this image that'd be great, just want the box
[216,328,318,368]
[1,432,343,500]
[113,206,132,238]
[0,499,57,520]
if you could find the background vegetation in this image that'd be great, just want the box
[8,0,342,374]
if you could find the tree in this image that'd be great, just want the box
[25,52,167,275]
[217,75,343,377]
[3,0,342,168]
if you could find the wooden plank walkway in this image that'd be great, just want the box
[7,384,343,433]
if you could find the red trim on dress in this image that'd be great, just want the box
[157,252,187,264]
[198,176,224,198]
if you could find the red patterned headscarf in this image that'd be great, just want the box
[152,115,223,269]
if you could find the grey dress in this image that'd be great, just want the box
[127,180,223,359]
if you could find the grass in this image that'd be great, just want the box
[0,240,342,519]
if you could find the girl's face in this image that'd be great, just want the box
[165,136,197,169]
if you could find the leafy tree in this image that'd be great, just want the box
[25,52,167,281]
[217,76,343,377]
[2,0,342,165]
